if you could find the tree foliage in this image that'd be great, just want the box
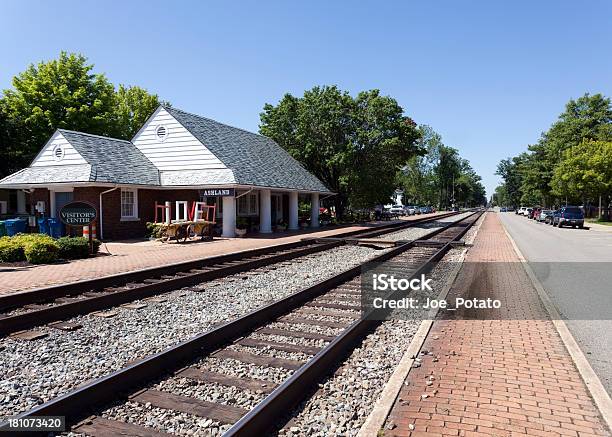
[260,86,421,216]
[0,52,164,178]
[496,93,612,210]
[551,140,612,207]
[397,125,486,208]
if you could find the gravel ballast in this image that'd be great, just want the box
[277,216,483,436]
[0,244,385,418]
[2,212,477,423]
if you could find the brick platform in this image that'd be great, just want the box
[384,213,610,437]
[0,213,443,296]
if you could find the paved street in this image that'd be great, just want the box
[499,212,612,395]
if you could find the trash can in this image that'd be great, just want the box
[0,221,5,237]
[5,218,27,237]
[47,218,63,238]
[38,217,49,235]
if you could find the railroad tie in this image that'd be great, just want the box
[213,349,305,370]
[279,316,349,329]
[257,327,336,342]
[73,416,172,436]
[238,337,321,356]
[130,390,247,424]
[177,367,277,394]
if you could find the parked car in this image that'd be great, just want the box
[389,205,405,216]
[516,206,525,215]
[523,207,533,217]
[500,207,507,212]
[553,206,584,228]
[404,205,417,215]
[548,210,560,225]
[507,207,515,212]
[420,206,432,214]
[538,210,553,222]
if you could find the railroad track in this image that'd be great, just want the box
[1,210,482,436]
[0,212,460,337]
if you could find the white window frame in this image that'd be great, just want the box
[120,188,139,221]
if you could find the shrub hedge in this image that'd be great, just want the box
[24,240,59,264]
[0,234,100,264]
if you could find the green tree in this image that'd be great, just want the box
[551,140,612,217]
[397,125,441,205]
[495,154,526,207]
[1,52,116,172]
[260,85,421,217]
[112,84,164,139]
[0,52,163,178]
[492,185,509,206]
[518,93,612,206]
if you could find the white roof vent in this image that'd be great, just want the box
[53,145,65,161]
[156,125,168,142]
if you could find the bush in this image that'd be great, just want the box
[0,237,25,262]
[56,236,102,259]
[12,233,55,246]
[57,236,90,259]
[24,240,59,264]
[146,222,165,239]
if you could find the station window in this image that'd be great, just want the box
[121,188,138,219]
[237,192,258,216]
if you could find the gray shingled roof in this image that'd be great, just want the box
[164,106,331,193]
[0,164,92,185]
[59,130,160,185]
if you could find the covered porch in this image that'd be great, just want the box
[201,187,324,238]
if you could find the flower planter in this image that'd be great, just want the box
[235,228,247,238]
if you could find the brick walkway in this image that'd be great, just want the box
[384,213,610,437]
[0,213,444,296]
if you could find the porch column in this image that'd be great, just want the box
[222,195,236,238]
[311,193,320,228]
[260,189,272,233]
[289,191,299,230]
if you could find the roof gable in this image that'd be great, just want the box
[30,131,88,167]
[59,130,160,185]
[163,106,330,192]
[131,106,228,171]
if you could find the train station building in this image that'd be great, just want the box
[0,106,331,240]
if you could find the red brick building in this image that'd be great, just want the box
[0,106,330,240]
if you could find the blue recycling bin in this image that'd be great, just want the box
[5,218,28,237]
[38,217,49,236]
[47,218,63,238]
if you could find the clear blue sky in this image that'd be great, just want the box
[2,0,611,197]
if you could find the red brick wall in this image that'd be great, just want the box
[25,187,202,240]
[73,187,201,240]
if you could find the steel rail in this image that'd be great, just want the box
[0,210,481,436]
[223,210,483,436]
[0,212,460,336]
